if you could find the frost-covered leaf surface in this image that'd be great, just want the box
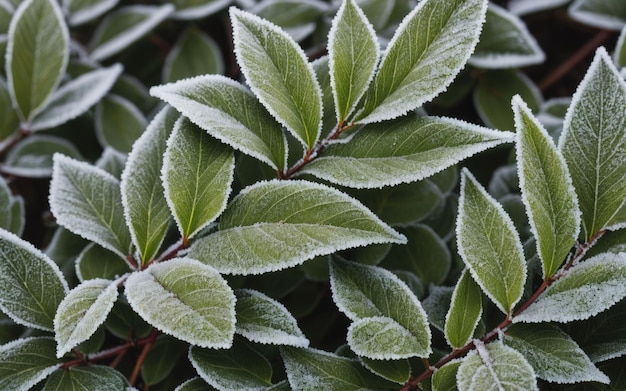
[360,357,410,384]
[0,337,60,391]
[330,258,431,359]
[302,116,513,188]
[504,323,609,384]
[50,154,133,259]
[151,75,286,170]
[162,28,224,83]
[559,47,626,240]
[514,252,626,323]
[96,147,127,179]
[174,377,215,391]
[125,257,236,348]
[234,289,308,347]
[54,278,119,358]
[249,0,329,42]
[445,269,482,349]
[457,169,526,315]
[162,116,234,240]
[75,243,131,282]
[188,180,404,275]
[508,0,568,15]
[64,0,119,26]
[568,0,626,30]
[0,176,24,235]
[95,94,146,154]
[170,0,231,20]
[0,229,68,331]
[513,96,580,279]
[230,7,322,149]
[43,366,128,391]
[422,285,454,332]
[432,360,461,391]
[356,0,487,123]
[1,134,83,178]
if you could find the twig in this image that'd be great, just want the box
[130,329,160,386]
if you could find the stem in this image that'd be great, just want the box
[130,329,160,386]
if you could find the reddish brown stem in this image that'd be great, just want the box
[130,329,160,386]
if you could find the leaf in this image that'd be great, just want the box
[504,323,609,384]
[230,7,322,149]
[468,3,544,68]
[188,180,405,275]
[0,175,24,235]
[249,0,329,42]
[170,0,231,20]
[43,366,128,391]
[162,116,234,240]
[151,74,286,171]
[0,337,60,391]
[54,278,119,358]
[281,346,396,390]
[445,270,483,349]
[513,96,581,279]
[88,4,174,61]
[457,342,538,391]
[6,0,69,122]
[141,336,187,386]
[508,0,569,15]
[125,257,236,348]
[1,134,83,178]
[121,106,178,263]
[190,339,273,391]
[96,147,127,179]
[75,244,130,282]
[50,154,133,260]
[64,0,119,26]
[175,377,215,391]
[31,64,123,131]
[558,47,626,240]
[360,357,410,384]
[457,168,527,315]
[302,115,513,188]
[234,289,309,347]
[95,94,147,154]
[330,258,431,359]
[0,77,19,141]
[421,285,454,332]
[162,27,224,83]
[615,26,626,68]
[356,0,488,123]
[568,0,626,30]
[328,0,379,123]
[0,229,68,331]
[432,360,461,391]
[514,252,626,323]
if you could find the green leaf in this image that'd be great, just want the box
[445,270,483,349]
[175,377,216,391]
[457,342,538,391]
[328,0,379,123]
[432,360,461,391]
[151,74,286,171]
[162,116,234,240]
[54,278,119,358]
[230,7,322,149]
[170,0,231,20]
[1,134,83,178]
[64,0,119,26]
[95,94,147,154]
[50,154,133,260]
[513,96,581,279]
[302,115,513,188]
[125,257,236,348]
[0,77,19,141]
[0,176,24,235]
[421,285,454,332]
[234,289,309,347]
[330,258,431,359]
[95,147,127,179]
[250,0,329,42]
[6,0,69,122]
[141,336,187,386]
[356,0,488,123]
[188,180,405,275]
[105,301,152,340]
[360,357,410,384]
[0,337,60,391]
[558,47,626,240]
[281,346,396,390]
[615,26,626,68]
[514,252,626,323]
[43,366,128,391]
[121,106,178,263]
[0,229,68,331]
[569,0,626,30]
[163,27,224,83]
[504,323,609,384]
[457,168,526,315]
[355,0,395,31]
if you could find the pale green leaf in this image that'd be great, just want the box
[569,0,626,30]
[54,278,119,358]
[0,337,60,391]
[141,336,187,386]
[504,323,609,384]
[188,180,404,275]
[250,0,329,42]
[121,106,178,263]
[508,0,569,15]
[615,25,626,68]
[302,115,513,188]
[0,77,19,141]
[64,0,119,26]
[43,366,128,391]
[360,357,410,384]
[230,7,322,149]
[356,0,488,123]
[457,168,526,315]
[75,243,131,282]
[514,252,626,323]
[445,269,483,349]
[95,147,127,179]
[50,154,133,260]
[513,96,580,279]
[150,74,286,171]
[0,229,68,331]
[170,0,231,20]
[1,134,83,178]
[558,47,626,240]
[95,94,146,154]
[6,0,69,122]
[125,257,236,348]
[162,116,234,240]
[163,27,224,83]
[328,0,379,123]
[432,360,461,391]
[235,289,308,347]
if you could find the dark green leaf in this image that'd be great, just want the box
[0,337,59,391]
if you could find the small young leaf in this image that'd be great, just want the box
[75,243,131,282]
[230,7,322,149]
[514,252,626,323]
[162,116,234,240]
[432,360,461,391]
[170,0,231,20]
[95,94,147,154]
[50,154,133,260]
[360,357,411,385]
[568,0,626,30]
[43,366,128,391]
[0,337,60,391]
[63,0,119,26]
[559,47,626,240]
[54,278,119,358]
[125,257,236,348]
[457,168,526,315]
[188,180,405,275]
[445,270,483,349]
[162,27,224,83]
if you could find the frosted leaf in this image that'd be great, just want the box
[95,147,127,179]
[569,0,626,30]
[42,366,128,391]
[249,0,329,42]
[174,377,214,391]
[359,357,410,384]
[445,269,483,349]
[0,175,24,235]
[615,25,626,68]
[171,0,231,20]
[432,360,462,391]
[63,0,119,26]
[75,243,132,282]
[508,0,569,15]
[0,337,60,391]
[95,94,146,154]
[162,28,224,83]
[421,285,454,332]
[347,316,428,360]
[1,134,83,178]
